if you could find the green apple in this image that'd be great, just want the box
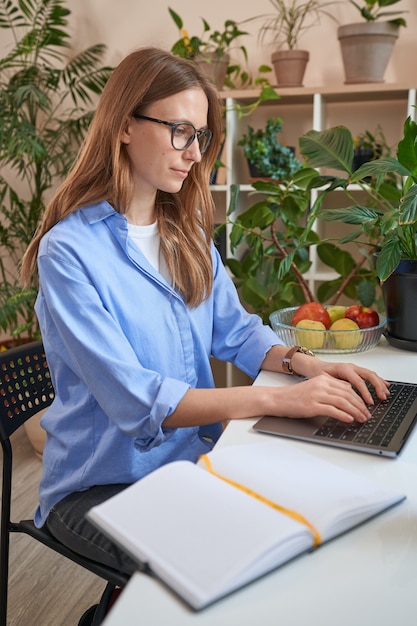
[327,305,347,325]
[330,318,361,350]
[295,319,326,350]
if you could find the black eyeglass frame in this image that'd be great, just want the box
[133,114,212,154]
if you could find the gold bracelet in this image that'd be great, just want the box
[282,345,315,376]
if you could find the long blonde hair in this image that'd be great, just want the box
[21,47,223,307]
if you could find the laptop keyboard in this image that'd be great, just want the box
[314,382,417,448]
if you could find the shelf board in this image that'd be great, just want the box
[221,83,416,106]
[210,184,228,192]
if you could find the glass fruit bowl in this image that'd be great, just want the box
[269,306,386,354]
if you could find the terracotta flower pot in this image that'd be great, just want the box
[195,52,229,90]
[271,50,309,88]
[338,22,399,84]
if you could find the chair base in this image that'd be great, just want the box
[78,582,120,625]
[78,604,98,626]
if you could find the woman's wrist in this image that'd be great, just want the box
[282,346,315,377]
[289,350,318,378]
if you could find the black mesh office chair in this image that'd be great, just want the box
[0,341,129,626]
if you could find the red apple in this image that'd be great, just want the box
[291,302,331,329]
[344,305,379,329]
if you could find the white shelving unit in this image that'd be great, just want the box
[211,83,417,387]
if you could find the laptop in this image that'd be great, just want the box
[253,380,417,458]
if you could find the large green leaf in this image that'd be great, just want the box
[299,126,354,172]
[399,184,417,225]
[237,203,276,230]
[227,183,240,216]
[350,157,410,183]
[397,116,417,176]
[241,278,268,308]
[357,280,376,307]
[317,243,355,275]
[375,239,402,281]
[319,205,380,225]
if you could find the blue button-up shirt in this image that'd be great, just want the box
[34,201,282,527]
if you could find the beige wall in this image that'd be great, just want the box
[65,0,417,86]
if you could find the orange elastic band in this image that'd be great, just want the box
[200,454,322,547]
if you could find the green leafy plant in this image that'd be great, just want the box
[228,114,417,323]
[169,7,248,59]
[168,7,249,88]
[210,88,283,185]
[225,167,378,323]
[238,117,302,181]
[168,7,281,111]
[0,0,112,340]
[298,115,417,283]
[254,0,338,50]
[353,125,391,154]
[348,0,407,26]
[351,125,394,175]
[223,76,281,120]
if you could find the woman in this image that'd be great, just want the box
[21,47,389,576]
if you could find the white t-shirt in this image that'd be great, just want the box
[128,222,171,283]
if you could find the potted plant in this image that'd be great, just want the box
[252,0,338,87]
[353,126,389,165]
[298,115,417,349]
[0,0,112,453]
[168,7,249,90]
[0,0,112,344]
[338,0,408,84]
[238,117,302,181]
[225,167,380,324]
[352,125,392,173]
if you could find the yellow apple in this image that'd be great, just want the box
[295,319,326,350]
[327,305,347,325]
[330,318,361,350]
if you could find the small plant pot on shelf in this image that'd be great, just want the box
[352,148,374,182]
[271,50,309,88]
[245,146,299,184]
[246,161,278,182]
[195,52,230,90]
[352,148,374,171]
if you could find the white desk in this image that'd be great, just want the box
[103,338,417,626]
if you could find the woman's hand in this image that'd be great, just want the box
[316,360,390,402]
[261,345,391,423]
[288,350,390,401]
[282,354,391,423]
[275,373,376,424]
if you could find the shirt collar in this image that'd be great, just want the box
[79,200,124,225]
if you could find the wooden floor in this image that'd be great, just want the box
[3,427,106,625]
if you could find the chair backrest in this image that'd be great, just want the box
[0,341,54,442]
[0,341,129,625]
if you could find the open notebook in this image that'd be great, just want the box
[253,380,417,457]
[87,441,405,610]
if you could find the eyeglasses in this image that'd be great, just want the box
[133,114,212,154]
